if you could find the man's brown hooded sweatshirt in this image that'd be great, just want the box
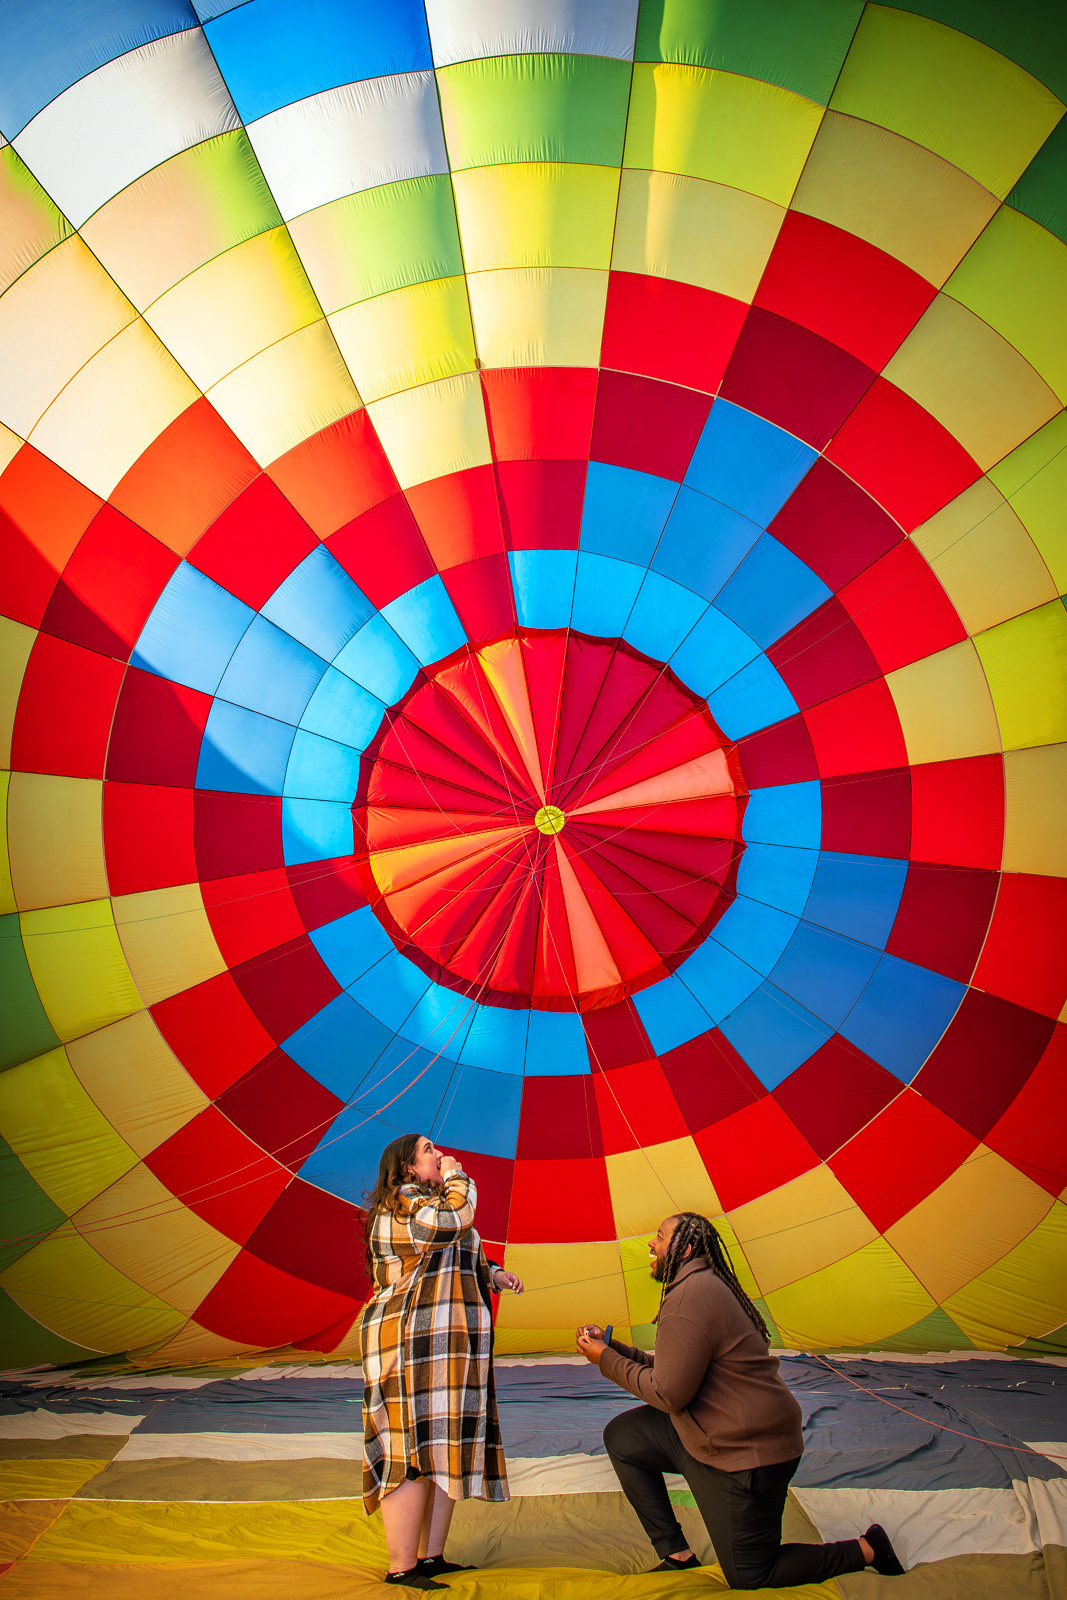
[598,1257,804,1472]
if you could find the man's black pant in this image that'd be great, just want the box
[604,1405,866,1590]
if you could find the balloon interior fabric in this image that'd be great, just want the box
[0,0,1065,1372]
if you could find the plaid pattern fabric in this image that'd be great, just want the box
[359,1169,509,1512]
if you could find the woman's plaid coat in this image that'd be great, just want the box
[359,1166,509,1513]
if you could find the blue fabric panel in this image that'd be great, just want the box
[712,895,798,976]
[216,615,328,724]
[282,728,363,802]
[193,0,244,18]
[524,1009,590,1075]
[668,606,760,700]
[349,946,434,1032]
[706,655,798,740]
[676,939,761,1025]
[196,700,295,793]
[310,906,395,989]
[395,984,474,1060]
[349,1043,458,1144]
[719,982,832,1088]
[132,563,253,694]
[570,553,644,639]
[458,1005,529,1076]
[381,575,466,667]
[261,545,374,660]
[714,534,832,648]
[735,842,817,917]
[299,667,385,751]
[579,462,676,566]
[623,571,707,662]
[280,797,353,864]
[1,1,197,134]
[509,549,577,629]
[743,781,822,849]
[652,487,761,603]
[494,1364,637,1457]
[840,954,965,1081]
[204,0,433,121]
[803,851,908,947]
[633,973,712,1054]
[432,1063,522,1157]
[770,923,880,1029]
[686,400,817,525]
[284,991,394,1101]
[333,614,420,707]
[296,1098,394,1203]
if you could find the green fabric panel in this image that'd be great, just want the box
[307,175,464,305]
[1017,1319,1067,1355]
[0,1284,97,1369]
[437,54,632,170]
[0,1137,66,1275]
[191,128,283,242]
[888,0,1067,104]
[634,0,863,104]
[0,915,60,1073]
[1009,116,1067,246]
[0,146,73,285]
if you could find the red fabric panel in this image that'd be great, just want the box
[600,272,746,392]
[194,1248,356,1345]
[217,1052,343,1175]
[820,767,912,859]
[909,754,1004,870]
[885,863,998,982]
[753,212,936,370]
[448,1149,514,1245]
[737,714,819,788]
[287,856,368,931]
[10,633,123,779]
[720,307,876,449]
[497,458,586,550]
[767,598,881,711]
[837,539,966,673]
[583,998,655,1072]
[152,971,276,1099]
[482,366,598,460]
[660,1028,763,1128]
[327,493,435,608]
[0,444,101,616]
[293,1305,363,1353]
[973,874,1067,1018]
[193,791,284,879]
[267,407,398,537]
[516,1075,603,1159]
[41,506,177,658]
[405,465,506,570]
[0,504,62,627]
[594,1059,687,1156]
[506,1155,615,1243]
[773,1036,900,1160]
[590,370,711,481]
[986,1026,1067,1196]
[106,667,211,786]
[768,457,902,590]
[231,934,342,1042]
[826,377,980,531]
[803,678,907,778]
[146,1104,291,1245]
[109,398,259,557]
[440,552,516,642]
[243,1174,366,1295]
[829,1088,977,1230]
[189,476,318,609]
[202,866,306,966]
[103,781,196,895]
[914,989,1056,1141]
[695,1095,818,1211]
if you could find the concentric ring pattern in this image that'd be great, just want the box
[1,0,1065,1367]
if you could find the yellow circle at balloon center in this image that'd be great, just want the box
[534,804,566,836]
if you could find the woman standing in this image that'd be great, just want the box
[360,1133,523,1589]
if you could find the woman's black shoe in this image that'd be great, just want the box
[383,1568,445,1588]
[418,1555,475,1575]
[651,1552,701,1571]
[864,1524,905,1576]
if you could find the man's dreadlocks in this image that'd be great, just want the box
[658,1211,771,1341]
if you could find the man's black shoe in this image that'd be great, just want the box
[651,1552,701,1571]
[865,1524,905,1576]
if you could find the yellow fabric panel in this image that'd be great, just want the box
[0,235,135,437]
[66,1010,208,1160]
[496,1240,629,1345]
[468,268,608,370]
[624,64,823,207]
[112,882,227,1008]
[206,319,361,469]
[0,769,15,914]
[620,1234,661,1330]
[1002,744,1067,877]
[329,276,476,404]
[21,899,143,1042]
[144,229,323,392]
[0,1046,137,1214]
[886,1147,1054,1304]
[944,1199,1067,1347]
[0,1459,106,1498]
[883,294,1061,472]
[0,417,23,473]
[988,411,1067,594]
[27,318,200,500]
[730,1166,879,1297]
[367,371,492,490]
[0,616,35,768]
[765,1237,936,1349]
[452,163,620,272]
[911,479,1058,635]
[947,208,1067,404]
[0,1502,69,1563]
[7,774,107,912]
[133,1318,253,1367]
[75,1162,240,1314]
[0,1223,185,1355]
[791,110,998,287]
[612,170,783,300]
[605,1135,720,1240]
[829,6,1064,200]
[885,639,1001,765]
[973,600,1067,751]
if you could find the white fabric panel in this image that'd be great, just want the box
[504,1455,688,1496]
[114,1431,363,1461]
[12,29,239,228]
[425,0,640,64]
[1029,1476,1067,1549]
[233,1362,364,1381]
[0,1409,145,1438]
[795,1485,1038,1565]
[247,72,448,222]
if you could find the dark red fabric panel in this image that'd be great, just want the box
[803,678,907,778]
[287,856,367,931]
[243,1175,367,1295]
[106,667,211,786]
[660,1028,763,1128]
[449,1149,514,1245]
[231,935,342,1042]
[737,714,819,788]
[594,1059,687,1156]
[202,866,306,966]
[829,1088,977,1231]
[838,539,966,673]
[720,307,876,449]
[600,272,746,393]
[190,476,318,608]
[773,1036,900,1160]
[909,754,1004,870]
[327,492,435,608]
[0,505,62,627]
[217,1051,343,1174]
[405,465,506,570]
[886,863,999,983]
[768,457,902,590]
[440,552,516,643]
[193,1249,356,1345]
[152,971,276,1099]
[820,767,912,859]
[146,1104,291,1245]
[986,1026,1067,1196]
[506,1156,615,1243]
[973,873,1067,1018]
[497,458,586,550]
[914,989,1056,1141]
[590,370,711,481]
[10,632,123,779]
[695,1096,818,1211]
[41,506,177,658]
[582,998,655,1072]
[103,781,196,895]
[194,791,284,880]
[767,597,881,711]
[516,1074,603,1159]
[482,366,598,461]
